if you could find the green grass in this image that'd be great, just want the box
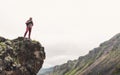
[65,68,78,75]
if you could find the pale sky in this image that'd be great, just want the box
[0,0,120,68]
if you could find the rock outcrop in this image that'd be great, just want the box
[0,37,45,75]
[40,33,120,75]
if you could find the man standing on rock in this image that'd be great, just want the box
[24,17,33,39]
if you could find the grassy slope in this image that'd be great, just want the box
[74,49,120,75]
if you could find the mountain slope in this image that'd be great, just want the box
[0,37,45,75]
[40,33,120,75]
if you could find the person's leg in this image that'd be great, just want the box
[24,27,29,38]
[28,27,32,39]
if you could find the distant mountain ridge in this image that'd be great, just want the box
[39,33,120,75]
[38,67,54,75]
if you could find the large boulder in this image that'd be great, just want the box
[0,37,45,75]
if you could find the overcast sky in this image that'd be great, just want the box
[0,0,120,68]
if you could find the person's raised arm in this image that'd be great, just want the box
[25,20,29,24]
